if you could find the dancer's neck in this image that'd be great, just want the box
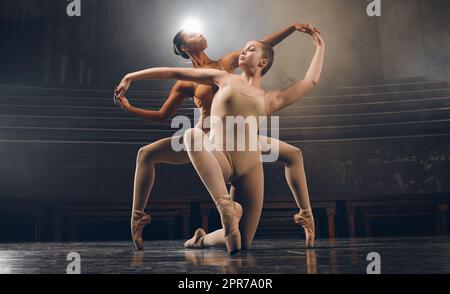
[240,71,263,88]
[189,51,214,68]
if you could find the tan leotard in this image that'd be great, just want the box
[192,61,225,130]
[192,83,215,128]
[209,77,268,184]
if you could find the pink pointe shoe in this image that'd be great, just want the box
[184,228,207,249]
[216,196,243,255]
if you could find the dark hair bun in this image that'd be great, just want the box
[173,44,181,56]
[173,30,190,59]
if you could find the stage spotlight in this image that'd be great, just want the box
[181,18,202,33]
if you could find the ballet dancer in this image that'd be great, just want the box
[116,23,320,250]
[116,28,324,254]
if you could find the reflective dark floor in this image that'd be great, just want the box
[1,237,450,274]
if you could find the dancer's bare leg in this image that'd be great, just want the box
[202,229,227,247]
[260,135,315,247]
[131,136,191,250]
[185,141,264,248]
[203,164,264,249]
[185,135,315,249]
[132,136,191,212]
[186,161,264,250]
[198,186,238,248]
[184,128,242,254]
[232,163,264,249]
[259,135,311,210]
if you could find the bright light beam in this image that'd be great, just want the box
[181,18,202,33]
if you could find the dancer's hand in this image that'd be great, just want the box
[295,23,320,36]
[115,75,131,96]
[312,32,324,47]
[116,93,132,112]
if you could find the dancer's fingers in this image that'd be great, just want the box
[116,87,125,97]
[115,85,121,95]
[117,95,129,110]
[305,24,318,36]
[296,23,310,34]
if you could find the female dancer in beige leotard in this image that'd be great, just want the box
[116,29,324,254]
[116,23,321,250]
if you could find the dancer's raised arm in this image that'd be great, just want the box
[266,32,325,115]
[261,22,319,47]
[116,67,227,96]
[221,22,319,69]
[116,80,193,123]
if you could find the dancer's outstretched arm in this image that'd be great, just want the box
[221,22,319,69]
[116,67,227,94]
[266,32,325,115]
[115,80,193,124]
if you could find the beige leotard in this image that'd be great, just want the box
[209,77,268,184]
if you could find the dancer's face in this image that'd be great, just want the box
[180,31,208,55]
[238,41,268,75]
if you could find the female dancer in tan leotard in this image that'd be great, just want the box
[116,30,324,254]
[115,23,321,250]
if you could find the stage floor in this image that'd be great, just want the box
[1,237,449,274]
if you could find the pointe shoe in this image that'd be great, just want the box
[216,196,243,255]
[131,211,151,250]
[184,228,207,249]
[294,209,315,248]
